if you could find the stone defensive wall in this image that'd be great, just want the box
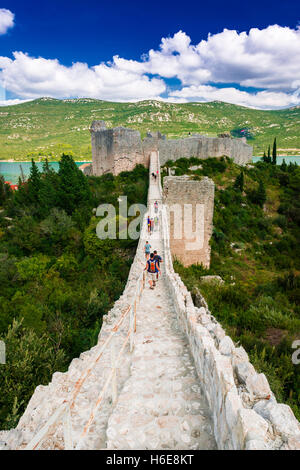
[0,175,153,450]
[87,121,253,176]
[1,153,299,450]
[90,121,147,176]
[157,134,252,166]
[162,175,214,268]
[161,189,300,450]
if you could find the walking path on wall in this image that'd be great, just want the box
[106,154,216,449]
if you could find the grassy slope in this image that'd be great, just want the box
[0,98,300,160]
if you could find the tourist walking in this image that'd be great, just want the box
[154,215,159,230]
[145,252,160,289]
[150,218,154,234]
[154,201,158,213]
[153,250,163,280]
[147,216,151,233]
[144,241,151,259]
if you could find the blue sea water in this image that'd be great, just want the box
[0,157,299,184]
[252,156,300,165]
[0,161,92,184]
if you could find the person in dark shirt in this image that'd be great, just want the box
[153,250,163,280]
[144,252,160,289]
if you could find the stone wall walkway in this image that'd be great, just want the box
[105,152,216,450]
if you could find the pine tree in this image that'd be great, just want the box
[267,145,271,163]
[234,171,244,192]
[27,159,41,203]
[257,180,266,207]
[281,159,287,172]
[272,137,277,165]
[42,158,51,173]
[58,154,91,214]
[38,169,60,217]
[262,151,267,163]
[0,175,7,205]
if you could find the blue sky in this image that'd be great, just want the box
[0,0,299,108]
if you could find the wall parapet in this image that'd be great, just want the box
[90,121,253,176]
[160,200,300,450]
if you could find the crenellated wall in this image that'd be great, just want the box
[162,175,215,267]
[89,122,253,176]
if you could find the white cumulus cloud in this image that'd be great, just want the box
[0,52,166,101]
[0,8,14,35]
[127,26,300,91]
[0,25,300,108]
[169,85,300,109]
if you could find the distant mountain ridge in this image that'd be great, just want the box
[0,98,299,160]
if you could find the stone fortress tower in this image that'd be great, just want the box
[163,175,215,268]
[84,120,252,268]
[88,121,253,176]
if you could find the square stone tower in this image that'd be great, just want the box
[163,175,215,267]
[90,121,147,175]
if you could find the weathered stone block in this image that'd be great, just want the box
[219,336,235,356]
[254,402,300,439]
[237,409,269,448]
[235,361,256,384]
[246,373,272,399]
[245,439,268,450]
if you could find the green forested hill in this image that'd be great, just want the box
[0,98,299,160]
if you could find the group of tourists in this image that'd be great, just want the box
[144,199,162,289]
[147,202,159,234]
[144,243,163,290]
[147,215,159,234]
[151,170,159,181]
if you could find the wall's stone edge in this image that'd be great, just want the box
[0,162,152,451]
[90,121,253,177]
[160,203,300,450]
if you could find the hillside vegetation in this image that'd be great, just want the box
[0,158,148,429]
[0,98,300,160]
[164,157,300,419]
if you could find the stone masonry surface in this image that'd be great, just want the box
[162,175,214,267]
[0,152,299,450]
[87,122,253,176]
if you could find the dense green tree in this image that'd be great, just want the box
[0,175,9,205]
[234,170,244,192]
[272,137,277,165]
[27,159,41,203]
[0,319,66,429]
[58,154,91,214]
[257,180,267,207]
[281,158,287,172]
[38,169,60,217]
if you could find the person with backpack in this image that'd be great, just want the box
[147,216,151,233]
[145,252,160,289]
[144,241,151,259]
[153,250,163,280]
